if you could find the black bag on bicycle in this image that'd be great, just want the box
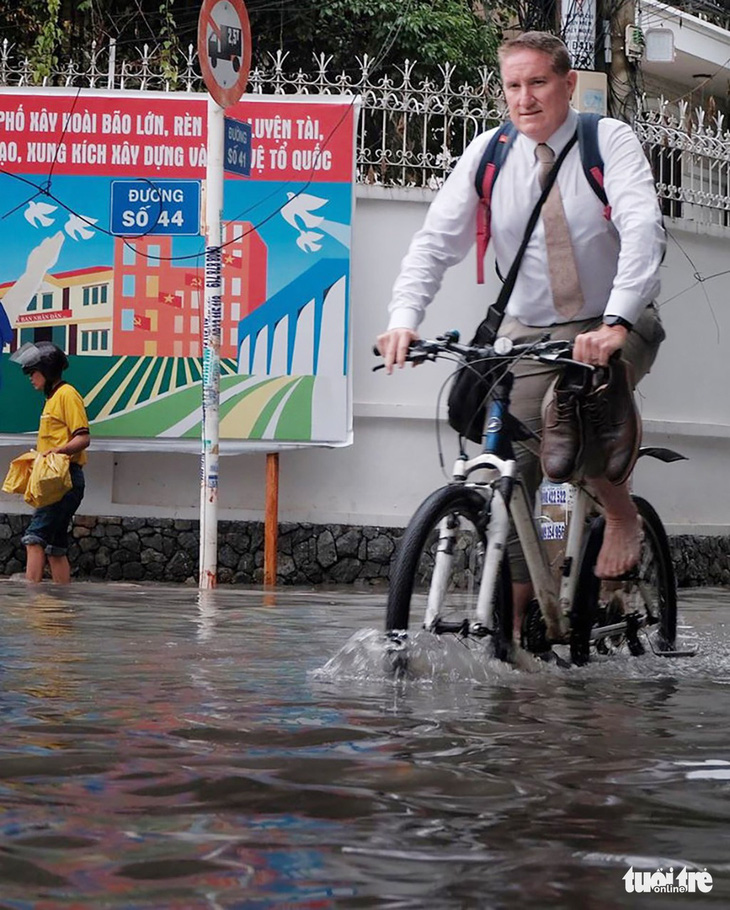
[447,316,500,443]
[446,132,578,443]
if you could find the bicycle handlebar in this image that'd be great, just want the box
[372,331,594,373]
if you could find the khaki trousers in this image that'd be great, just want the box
[497,304,665,583]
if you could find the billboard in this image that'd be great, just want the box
[0,88,358,448]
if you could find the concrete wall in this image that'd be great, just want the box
[2,187,729,536]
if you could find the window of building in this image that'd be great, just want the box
[230,327,238,346]
[122,275,135,297]
[231,277,241,296]
[123,243,136,265]
[146,275,159,299]
[230,302,240,321]
[148,244,161,266]
[190,316,200,335]
[27,296,37,311]
[174,340,184,357]
[174,315,184,334]
[83,284,109,306]
[121,309,135,331]
[41,293,53,310]
[190,291,199,310]
[190,340,200,357]
[80,329,110,353]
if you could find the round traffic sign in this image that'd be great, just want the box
[197,0,252,109]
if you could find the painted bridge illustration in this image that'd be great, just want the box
[236,258,349,378]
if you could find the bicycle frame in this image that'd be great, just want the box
[447,450,590,643]
[425,371,593,643]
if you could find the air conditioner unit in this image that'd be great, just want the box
[644,28,675,62]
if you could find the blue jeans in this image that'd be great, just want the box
[21,463,85,557]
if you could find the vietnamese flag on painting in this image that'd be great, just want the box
[222,252,243,268]
[159,291,183,307]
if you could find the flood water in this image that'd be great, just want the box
[0,581,727,908]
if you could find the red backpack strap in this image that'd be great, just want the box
[474,122,516,284]
[476,163,497,284]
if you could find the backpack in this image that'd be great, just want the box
[474,112,610,284]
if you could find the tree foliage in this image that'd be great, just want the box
[250,1,504,79]
[4,0,508,84]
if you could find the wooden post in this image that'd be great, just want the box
[264,452,279,586]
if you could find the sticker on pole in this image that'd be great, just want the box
[224,117,252,177]
[198,0,252,110]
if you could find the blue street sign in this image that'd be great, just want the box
[224,116,252,177]
[110,179,201,236]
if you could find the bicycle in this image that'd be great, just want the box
[375,331,697,668]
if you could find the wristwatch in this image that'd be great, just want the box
[603,315,633,331]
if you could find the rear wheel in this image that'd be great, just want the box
[386,485,513,661]
[571,495,677,665]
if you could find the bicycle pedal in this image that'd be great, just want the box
[625,612,645,656]
[599,566,639,583]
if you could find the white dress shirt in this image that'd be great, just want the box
[387,107,666,331]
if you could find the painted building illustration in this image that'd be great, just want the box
[0,265,114,355]
[112,221,267,359]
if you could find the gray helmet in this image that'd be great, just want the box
[11,342,69,393]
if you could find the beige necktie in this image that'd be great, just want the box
[535,143,585,319]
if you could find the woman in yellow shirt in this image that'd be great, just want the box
[11,342,90,584]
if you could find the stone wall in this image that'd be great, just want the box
[1,512,729,587]
[0,513,397,585]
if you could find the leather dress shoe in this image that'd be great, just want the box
[541,365,587,483]
[583,357,641,485]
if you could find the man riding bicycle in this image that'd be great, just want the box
[376,31,666,645]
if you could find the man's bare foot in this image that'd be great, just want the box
[595,511,643,578]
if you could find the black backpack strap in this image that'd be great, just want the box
[577,112,610,215]
[474,121,517,199]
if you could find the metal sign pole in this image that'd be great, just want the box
[197,0,251,589]
[199,95,225,589]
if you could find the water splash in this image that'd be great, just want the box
[312,627,517,684]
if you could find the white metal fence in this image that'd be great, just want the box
[2,39,729,223]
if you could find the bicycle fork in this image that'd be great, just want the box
[422,488,511,636]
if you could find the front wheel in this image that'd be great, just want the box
[571,495,677,665]
[386,485,513,661]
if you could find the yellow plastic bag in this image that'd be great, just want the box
[24,452,72,508]
[2,450,37,495]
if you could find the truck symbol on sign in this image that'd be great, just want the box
[208,24,241,71]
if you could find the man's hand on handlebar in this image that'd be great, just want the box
[375,327,420,374]
[572,323,628,367]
